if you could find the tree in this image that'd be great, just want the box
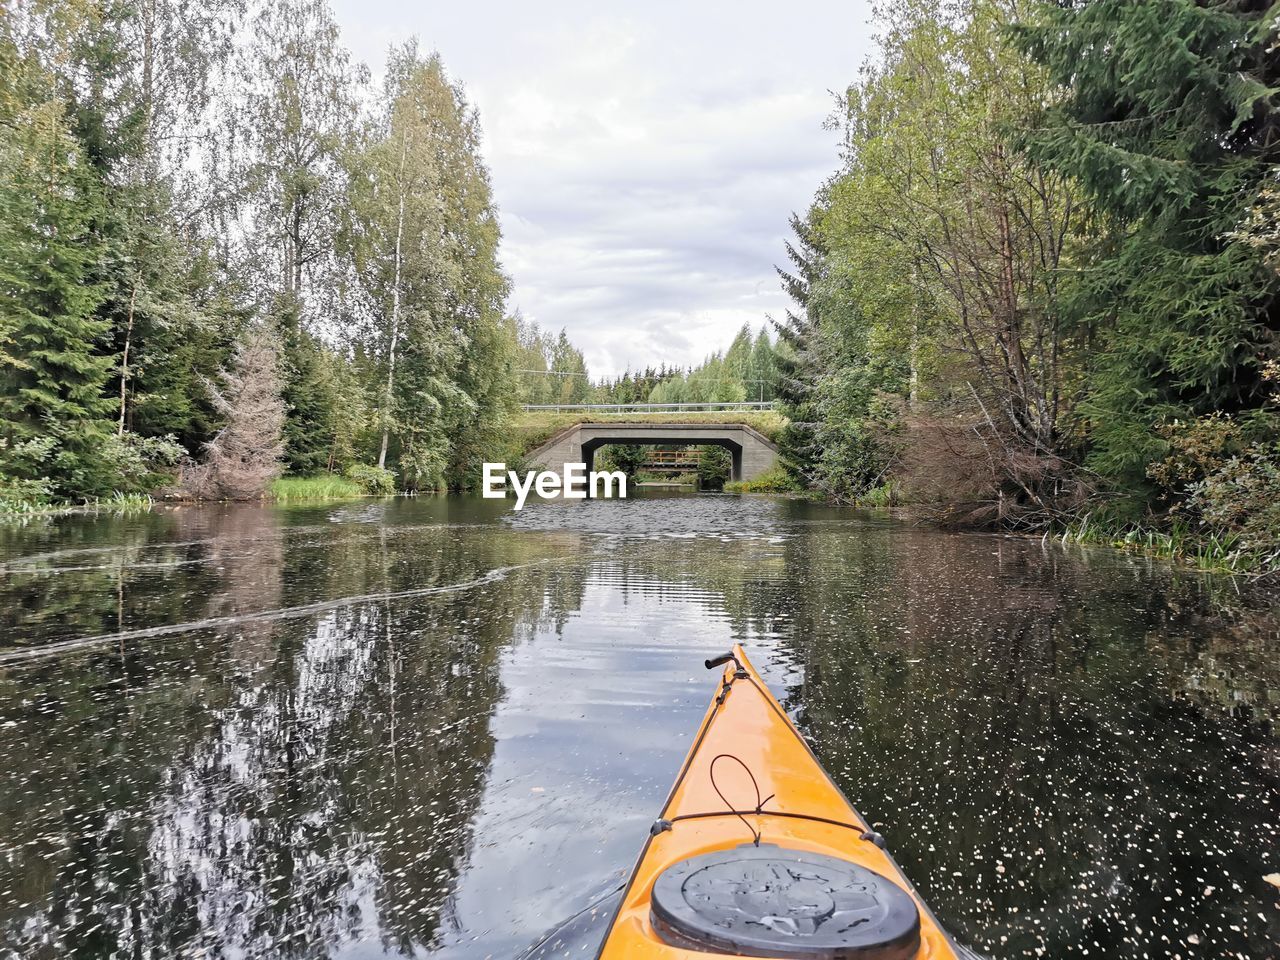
[748,329,778,402]
[1017,0,1280,505]
[187,326,285,500]
[772,211,829,482]
[550,329,590,404]
[346,44,512,489]
[0,67,115,498]
[235,0,363,320]
[513,314,555,405]
[58,0,242,449]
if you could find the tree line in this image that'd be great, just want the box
[774,0,1278,570]
[0,0,518,503]
[514,321,786,407]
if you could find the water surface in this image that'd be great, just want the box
[0,492,1276,959]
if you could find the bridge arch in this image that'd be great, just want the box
[527,422,780,484]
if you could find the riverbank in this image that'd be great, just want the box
[0,472,389,517]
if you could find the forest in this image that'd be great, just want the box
[2,0,1278,570]
[771,0,1279,571]
[0,0,534,504]
[516,320,786,408]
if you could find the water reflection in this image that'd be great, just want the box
[0,493,1276,959]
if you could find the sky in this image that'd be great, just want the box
[331,0,877,378]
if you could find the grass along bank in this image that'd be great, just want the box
[269,465,398,501]
[0,491,156,518]
[724,466,805,494]
[269,475,367,501]
[1058,515,1273,576]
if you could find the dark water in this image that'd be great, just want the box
[0,492,1277,960]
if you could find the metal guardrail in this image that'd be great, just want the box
[520,401,778,413]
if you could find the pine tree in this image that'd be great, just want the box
[749,329,778,402]
[279,317,342,474]
[59,0,242,456]
[550,330,590,404]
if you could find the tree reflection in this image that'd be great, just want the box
[0,505,575,959]
[1,499,1277,960]
[772,530,1280,959]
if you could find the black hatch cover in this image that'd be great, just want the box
[650,843,921,959]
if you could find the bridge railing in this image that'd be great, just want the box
[640,450,703,469]
[520,401,779,414]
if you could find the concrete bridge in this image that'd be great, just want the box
[527,422,781,483]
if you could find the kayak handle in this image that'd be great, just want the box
[705,651,748,678]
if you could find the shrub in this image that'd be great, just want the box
[345,463,397,496]
[0,437,57,511]
[1184,444,1280,572]
[595,444,646,478]
[725,466,802,494]
[98,432,186,492]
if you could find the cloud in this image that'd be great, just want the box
[332,0,874,376]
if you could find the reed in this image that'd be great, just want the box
[1060,515,1248,573]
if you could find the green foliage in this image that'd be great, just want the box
[278,319,344,475]
[269,474,365,501]
[345,463,396,495]
[1144,364,1280,573]
[96,431,186,492]
[0,87,116,499]
[595,444,646,479]
[762,0,1278,566]
[648,324,781,405]
[1184,444,1280,571]
[1017,0,1280,497]
[724,466,802,494]
[0,2,566,506]
[593,365,675,404]
[697,446,732,489]
[513,316,594,404]
[345,43,513,490]
[0,438,56,511]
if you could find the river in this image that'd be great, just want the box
[0,491,1276,960]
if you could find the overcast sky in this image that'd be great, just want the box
[331,0,876,378]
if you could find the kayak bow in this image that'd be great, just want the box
[594,644,963,960]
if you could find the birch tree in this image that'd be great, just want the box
[347,44,510,489]
[818,0,1083,519]
[235,0,363,323]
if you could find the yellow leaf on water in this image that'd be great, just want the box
[1264,873,1280,891]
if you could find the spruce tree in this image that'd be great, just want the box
[189,326,286,500]
[0,99,115,498]
[772,211,828,481]
[1018,0,1280,501]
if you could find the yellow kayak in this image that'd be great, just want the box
[591,644,966,960]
